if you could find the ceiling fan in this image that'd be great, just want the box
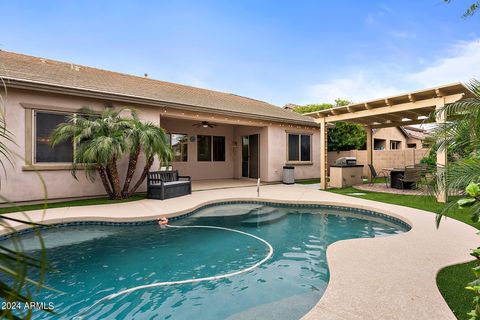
[192,121,218,128]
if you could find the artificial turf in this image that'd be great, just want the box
[0,194,146,215]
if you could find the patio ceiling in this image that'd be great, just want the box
[304,82,474,128]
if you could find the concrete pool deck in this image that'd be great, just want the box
[1,184,478,319]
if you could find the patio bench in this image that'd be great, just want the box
[147,170,192,200]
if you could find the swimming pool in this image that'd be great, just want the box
[2,202,409,319]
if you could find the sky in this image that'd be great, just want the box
[0,0,479,106]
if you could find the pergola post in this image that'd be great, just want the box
[436,98,447,203]
[319,118,327,190]
[366,126,373,181]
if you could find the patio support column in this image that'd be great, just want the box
[436,98,447,203]
[366,125,373,181]
[319,118,327,190]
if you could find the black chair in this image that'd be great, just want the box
[399,167,422,191]
[147,170,191,200]
[368,164,389,187]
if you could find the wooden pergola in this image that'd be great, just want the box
[304,82,474,203]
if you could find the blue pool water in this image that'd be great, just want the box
[3,203,408,319]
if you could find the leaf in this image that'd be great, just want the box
[466,182,480,197]
[458,198,477,208]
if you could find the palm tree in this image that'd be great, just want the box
[429,79,480,225]
[444,0,480,18]
[0,81,54,319]
[51,107,173,200]
[427,79,480,319]
[122,113,172,198]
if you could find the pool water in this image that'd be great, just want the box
[3,203,407,319]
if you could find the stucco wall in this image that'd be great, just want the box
[1,88,321,202]
[267,126,320,181]
[2,88,159,203]
[372,127,423,149]
[160,117,236,180]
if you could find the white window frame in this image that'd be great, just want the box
[168,133,189,162]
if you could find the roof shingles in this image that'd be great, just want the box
[0,51,316,125]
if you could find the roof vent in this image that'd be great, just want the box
[144,73,148,78]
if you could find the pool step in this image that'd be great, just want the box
[194,204,264,218]
[241,209,288,225]
[249,206,277,216]
[225,292,320,320]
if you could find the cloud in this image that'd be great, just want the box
[407,39,480,86]
[304,39,480,105]
[305,72,401,104]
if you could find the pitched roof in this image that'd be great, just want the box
[0,50,316,126]
[400,126,427,140]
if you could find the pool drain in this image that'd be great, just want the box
[73,224,274,319]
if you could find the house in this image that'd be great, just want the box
[0,51,320,203]
[372,126,427,150]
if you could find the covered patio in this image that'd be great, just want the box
[191,178,261,191]
[305,82,474,202]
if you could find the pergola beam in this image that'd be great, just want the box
[369,118,433,129]
[314,94,464,123]
[310,84,474,204]
[319,118,327,190]
[436,99,447,203]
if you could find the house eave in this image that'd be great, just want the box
[4,77,318,127]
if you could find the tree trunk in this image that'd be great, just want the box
[128,156,154,197]
[106,158,122,199]
[121,148,140,197]
[97,165,114,199]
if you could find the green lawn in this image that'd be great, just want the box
[0,195,146,215]
[295,178,320,184]
[328,186,478,229]
[328,186,478,319]
[437,261,477,320]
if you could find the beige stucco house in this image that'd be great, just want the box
[0,51,320,203]
[372,126,426,150]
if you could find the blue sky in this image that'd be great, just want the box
[1,1,479,106]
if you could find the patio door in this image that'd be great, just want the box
[242,134,259,179]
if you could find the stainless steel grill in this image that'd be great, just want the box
[334,157,357,166]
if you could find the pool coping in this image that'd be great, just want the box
[0,199,411,240]
[0,184,477,319]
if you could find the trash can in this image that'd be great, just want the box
[282,166,295,184]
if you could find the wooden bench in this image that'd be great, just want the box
[147,170,192,200]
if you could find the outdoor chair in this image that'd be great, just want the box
[398,167,422,191]
[147,170,191,200]
[407,164,429,185]
[368,164,389,187]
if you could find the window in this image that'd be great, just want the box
[197,135,212,161]
[35,111,73,163]
[287,133,311,162]
[169,133,188,162]
[374,139,386,150]
[390,140,401,150]
[197,135,226,161]
[407,143,417,149]
[301,135,311,161]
